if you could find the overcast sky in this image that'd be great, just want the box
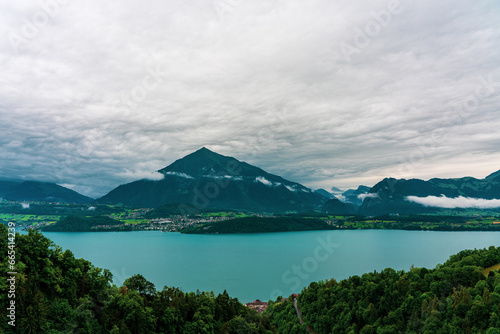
[1,0,499,198]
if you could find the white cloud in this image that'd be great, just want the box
[285,185,297,192]
[406,195,500,209]
[255,176,272,186]
[330,187,344,195]
[358,193,379,200]
[163,172,193,179]
[143,171,166,180]
[255,176,282,187]
[203,175,243,181]
[336,194,346,202]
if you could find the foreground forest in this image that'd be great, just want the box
[266,246,500,333]
[0,225,273,333]
[2,223,500,333]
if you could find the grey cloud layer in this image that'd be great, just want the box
[1,0,499,197]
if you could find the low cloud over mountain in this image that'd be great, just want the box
[406,195,500,209]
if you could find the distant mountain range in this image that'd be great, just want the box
[314,188,337,199]
[96,147,326,212]
[322,198,357,215]
[359,170,500,215]
[315,186,370,214]
[0,180,93,204]
[342,185,371,206]
[2,148,499,214]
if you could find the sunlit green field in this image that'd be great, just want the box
[0,213,61,225]
[122,219,149,225]
[199,211,249,218]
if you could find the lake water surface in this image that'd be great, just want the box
[40,230,499,303]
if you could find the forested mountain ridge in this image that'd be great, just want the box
[41,215,130,232]
[3,181,93,204]
[359,169,500,215]
[321,198,357,215]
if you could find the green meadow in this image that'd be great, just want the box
[0,213,60,226]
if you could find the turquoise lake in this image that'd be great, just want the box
[40,230,499,303]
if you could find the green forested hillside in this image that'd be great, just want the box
[0,225,274,333]
[266,246,500,333]
[41,215,130,232]
[4,181,93,204]
[321,198,356,215]
[359,170,500,216]
[183,216,333,234]
[0,180,21,197]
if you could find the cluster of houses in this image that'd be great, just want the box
[245,294,299,313]
[244,299,268,313]
[147,215,232,231]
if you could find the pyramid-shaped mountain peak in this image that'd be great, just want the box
[183,146,225,158]
[197,146,212,153]
[188,147,228,161]
[98,148,325,211]
[189,146,215,156]
[158,147,239,177]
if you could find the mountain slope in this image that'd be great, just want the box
[321,198,357,215]
[486,169,500,181]
[5,181,93,204]
[96,147,326,212]
[0,179,22,198]
[359,170,500,215]
[314,188,336,199]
